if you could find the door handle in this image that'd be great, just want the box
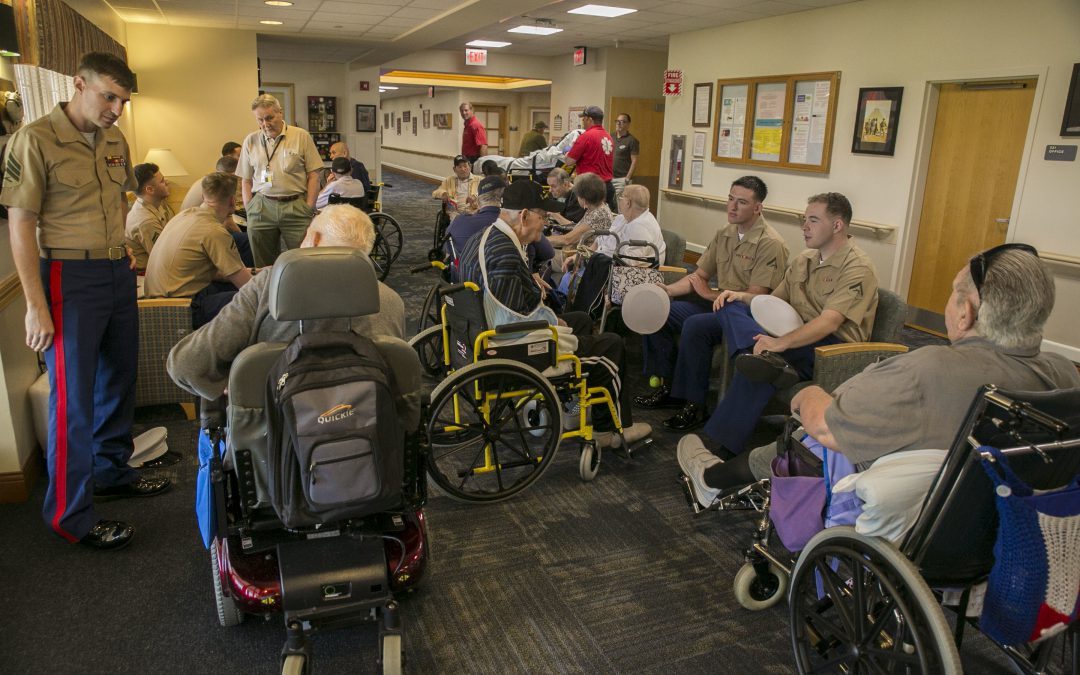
[994,218,1010,224]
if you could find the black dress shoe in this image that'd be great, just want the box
[664,402,707,430]
[735,352,800,389]
[634,385,685,409]
[94,476,172,500]
[79,520,134,550]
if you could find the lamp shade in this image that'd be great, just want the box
[142,148,188,177]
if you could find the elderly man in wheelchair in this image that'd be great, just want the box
[167,206,423,674]
[421,178,653,499]
[679,244,1080,672]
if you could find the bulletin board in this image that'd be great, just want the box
[712,71,840,173]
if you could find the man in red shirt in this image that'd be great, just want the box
[563,105,616,210]
[459,102,488,165]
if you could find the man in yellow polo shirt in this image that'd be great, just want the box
[1,52,170,550]
[236,94,322,266]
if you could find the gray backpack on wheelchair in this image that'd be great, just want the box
[265,327,404,529]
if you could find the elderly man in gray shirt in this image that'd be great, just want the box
[167,205,405,400]
[679,244,1080,507]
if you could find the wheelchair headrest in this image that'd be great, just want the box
[268,247,380,321]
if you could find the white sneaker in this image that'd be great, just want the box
[677,434,722,508]
[595,422,652,449]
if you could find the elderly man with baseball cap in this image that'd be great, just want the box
[562,105,617,210]
[456,179,651,448]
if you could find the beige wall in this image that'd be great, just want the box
[604,48,667,103]
[125,24,259,191]
[549,48,607,142]
[660,0,1080,358]
[344,63,382,183]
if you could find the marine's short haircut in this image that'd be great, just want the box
[215,156,238,174]
[731,175,767,202]
[221,141,241,156]
[202,172,238,203]
[77,52,136,90]
[133,163,159,193]
[807,192,853,226]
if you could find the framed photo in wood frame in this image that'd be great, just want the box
[356,104,376,132]
[852,87,903,156]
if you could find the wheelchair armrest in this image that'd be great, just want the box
[495,320,549,334]
[812,342,909,393]
[441,282,480,295]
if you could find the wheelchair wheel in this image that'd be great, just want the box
[408,325,446,379]
[789,526,961,675]
[426,359,561,502]
[211,540,243,627]
[578,441,600,481]
[380,633,402,675]
[419,284,442,332]
[733,561,787,611]
[370,212,403,264]
[369,232,393,281]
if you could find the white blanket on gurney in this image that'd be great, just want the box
[473,129,585,175]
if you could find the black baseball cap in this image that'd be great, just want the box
[453,154,470,166]
[581,105,604,120]
[478,174,507,196]
[501,179,563,211]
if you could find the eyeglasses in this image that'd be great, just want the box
[969,243,1038,294]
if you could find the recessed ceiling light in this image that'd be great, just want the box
[568,5,637,18]
[264,1,293,6]
[467,40,512,48]
[379,86,399,91]
[507,25,563,35]
[260,19,283,25]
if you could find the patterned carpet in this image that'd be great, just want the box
[0,168,1036,674]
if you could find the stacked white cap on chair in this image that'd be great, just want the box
[750,294,804,337]
[622,284,670,335]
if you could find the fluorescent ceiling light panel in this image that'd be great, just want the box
[259,19,284,25]
[467,40,512,48]
[507,25,563,35]
[567,5,637,18]
[264,1,293,6]
[379,86,399,90]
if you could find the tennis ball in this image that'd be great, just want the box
[649,375,661,388]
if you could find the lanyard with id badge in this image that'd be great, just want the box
[261,133,283,186]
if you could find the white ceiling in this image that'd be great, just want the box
[104,0,860,65]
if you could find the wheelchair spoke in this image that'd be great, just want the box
[852,556,868,643]
[814,556,857,637]
[806,651,855,674]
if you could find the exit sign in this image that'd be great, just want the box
[465,48,487,66]
[573,46,587,66]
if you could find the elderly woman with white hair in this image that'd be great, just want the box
[166,205,406,400]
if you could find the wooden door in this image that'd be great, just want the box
[907,80,1036,324]
[474,105,508,156]
[609,96,665,212]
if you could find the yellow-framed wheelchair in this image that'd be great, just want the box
[412,281,646,501]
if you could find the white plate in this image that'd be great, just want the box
[751,294,804,337]
[622,283,670,335]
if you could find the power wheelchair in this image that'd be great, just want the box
[200,248,429,675]
[682,385,1080,674]
[409,279,651,500]
[327,182,402,280]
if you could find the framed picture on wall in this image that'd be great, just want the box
[403,110,411,123]
[356,104,377,132]
[1062,63,1080,136]
[852,87,903,156]
[260,82,295,125]
[412,117,417,135]
[692,82,713,127]
[423,108,431,129]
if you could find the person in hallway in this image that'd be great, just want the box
[180,155,253,268]
[432,154,480,217]
[519,120,548,156]
[167,204,405,400]
[611,113,639,202]
[637,176,788,420]
[679,244,1080,508]
[125,162,173,271]
[456,179,652,449]
[1,51,170,551]
[328,140,371,194]
[459,101,488,165]
[316,156,368,209]
[236,93,322,267]
[144,172,253,328]
[221,141,241,161]
[562,106,616,210]
[675,192,878,453]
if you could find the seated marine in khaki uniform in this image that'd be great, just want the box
[124,161,173,271]
[144,172,253,327]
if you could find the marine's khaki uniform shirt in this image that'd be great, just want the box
[143,206,245,298]
[697,216,789,292]
[236,125,322,198]
[772,239,879,343]
[125,198,174,270]
[0,104,135,250]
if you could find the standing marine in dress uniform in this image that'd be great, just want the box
[1,52,170,550]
